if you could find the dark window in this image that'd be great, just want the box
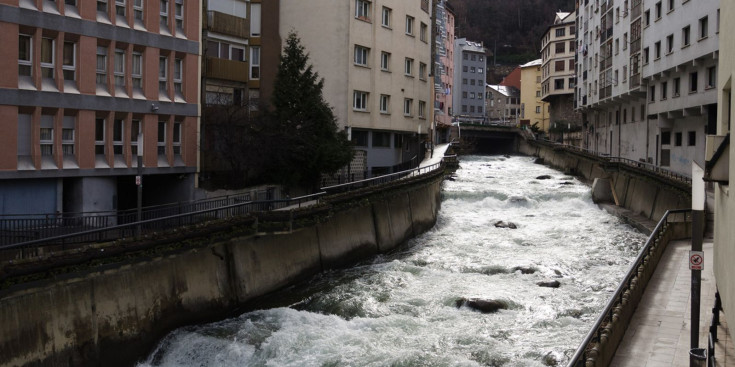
[352,130,368,146]
[555,42,565,53]
[661,131,671,145]
[690,72,698,92]
[688,131,696,146]
[372,132,391,147]
[675,132,682,146]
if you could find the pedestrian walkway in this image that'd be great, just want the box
[419,143,452,168]
[611,239,735,366]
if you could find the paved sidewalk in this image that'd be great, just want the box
[611,239,735,366]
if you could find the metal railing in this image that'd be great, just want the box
[321,162,444,195]
[536,139,692,184]
[0,189,280,247]
[566,209,691,367]
[0,192,326,251]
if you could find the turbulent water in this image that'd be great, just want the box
[139,156,646,367]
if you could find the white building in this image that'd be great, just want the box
[453,38,487,123]
[280,0,433,177]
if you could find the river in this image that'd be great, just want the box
[138,155,646,366]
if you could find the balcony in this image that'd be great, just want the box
[206,57,248,83]
[206,11,248,39]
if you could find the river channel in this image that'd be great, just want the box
[139,155,646,366]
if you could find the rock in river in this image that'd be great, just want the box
[536,175,552,180]
[537,280,561,288]
[455,298,509,313]
[494,221,517,229]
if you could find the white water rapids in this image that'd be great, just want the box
[139,155,646,366]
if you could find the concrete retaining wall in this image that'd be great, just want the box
[0,173,445,367]
[519,140,690,221]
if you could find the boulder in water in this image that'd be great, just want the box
[447,176,456,181]
[503,155,511,158]
[455,298,509,313]
[560,181,574,185]
[537,280,561,288]
[511,266,537,274]
[534,158,545,164]
[494,221,517,229]
[536,175,552,180]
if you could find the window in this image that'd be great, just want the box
[462,78,467,85]
[673,77,680,96]
[174,0,183,30]
[95,118,105,155]
[615,39,619,54]
[114,49,125,87]
[462,91,467,98]
[420,22,427,42]
[405,16,414,35]
[478,68,484,74]
[40,118,53,157]
[707,66,716,88]
[113,119,123,155]
[668,0,674,11]
[655,1,661,19]
[356,0,370,20]
[650,85,656,101]
[666,34,673,53]
[699,16,708,39]
[158,56,167,92]
[614,70,619,85]
[470,66,475,73]
[556,28,565,37]
[690,71,698,92]
[463,53,468,60]
[115,0,125,17]
[623,33,628,50]
[380,51,390,71]
[675,132,682,146]
[661,81,668,99]
[470,79,475,86]
[419,62,427,80]
[536,106,541,113]
[132,52,142,88]
[555,42,565,53]
[683,26,690,46]
[159,0,168,29]
[62,41,76,81]
[381,7,391,27]
[469,92,474,99]
[172,122,181,155]
[404,98,413,116]
[372,132,390,148]
[536,91,541,97]
[96,46,107,85]
[661,131,671,145]
[130,119,141,156]
[41,37,54,79]
[688,131,696,146]
[157,121,166,155]
[471,54,476,61]
[354,45,369,66]
[404,58,413,76]
[418,101,426,118]
[478,106,483,114]
[555,60,565,72]
[250,47,260,79]
[352,130,368,146]
[554,79,564,90]
[623,65,628,82]
[134,0,143,21]
[62,117,74,156]
[98,0,108,13]
[174,58,182,94]
[654,41,661,59]
[353,90,368,111]
[461,105,467,113]
[380,94,389,113]
[18,34,32,77]
[643,47,649,63]
[644,10,650,26]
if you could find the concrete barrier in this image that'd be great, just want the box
[372,193,414,252]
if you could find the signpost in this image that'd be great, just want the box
[690,163,705,367]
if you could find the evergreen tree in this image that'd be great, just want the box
[268,32,353,191]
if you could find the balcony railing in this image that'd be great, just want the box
[206,11,248,39]
[206,57,249,83]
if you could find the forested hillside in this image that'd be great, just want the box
[452,0,575,65]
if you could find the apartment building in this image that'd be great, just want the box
[710,0,734,345]
[576,0,718,176]
[520,59,550,133]
[0,0,200,216]
[279,0,432,176]
[485,85,520,125]
[452,38,487,123]
[541,11,582,144]
[433,0,455,143]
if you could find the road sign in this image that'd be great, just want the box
[135,175,142,186]
[689,251,704,271]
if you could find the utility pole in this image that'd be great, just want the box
[689,162,705,366]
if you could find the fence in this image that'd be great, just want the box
[1,161,448,250]
[566,209,692,367]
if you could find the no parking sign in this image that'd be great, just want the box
[689,251,704,271]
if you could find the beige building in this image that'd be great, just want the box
[541,11,582,144]
[709,0,734,346]
[520,59,549,133]
[280,0,432,177]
